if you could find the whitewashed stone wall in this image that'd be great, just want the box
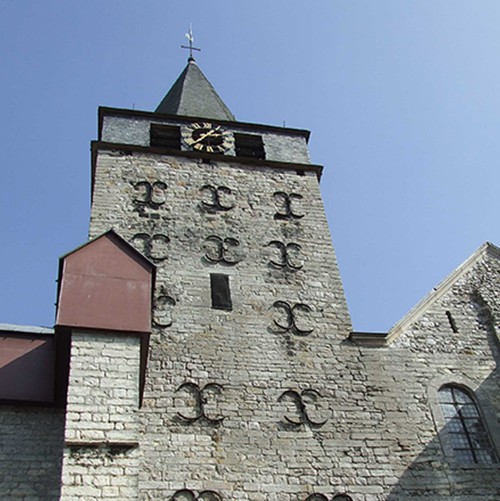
[59,331,141,500]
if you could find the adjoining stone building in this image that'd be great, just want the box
[0,57,499,501]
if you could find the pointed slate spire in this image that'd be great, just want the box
[155,60,235,121]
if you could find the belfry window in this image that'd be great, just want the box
[150,123,181,150]
[438,385,497,464]
[235,133,265,159]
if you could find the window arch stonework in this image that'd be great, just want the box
[428,377,499,466]
[438,385,497,464]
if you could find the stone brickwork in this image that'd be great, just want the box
[59,331,141,500]
[89,147,357,500]
[82,105,500,499]
[3,66,499,500]
[0,116,497,498]
[345,246,500,500]
[0,407,64,500]
[382,246,500,500]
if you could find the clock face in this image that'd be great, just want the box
[183,122,233,153]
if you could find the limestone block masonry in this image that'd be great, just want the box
[363,247,500,500]
[83,107,500,500]
[88,146,359,500]
[60,331,141,500]
[3,62,499,501]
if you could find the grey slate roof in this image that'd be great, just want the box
[155,60,235,121]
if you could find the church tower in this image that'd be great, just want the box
[57,55,355,499]
[1,45,499,501]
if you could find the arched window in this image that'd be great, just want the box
[438,385,497,464]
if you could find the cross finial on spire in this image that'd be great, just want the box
[181,24,201,62]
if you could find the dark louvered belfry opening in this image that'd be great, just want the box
[210,273,232,311]
[235,133,265,159]
[150,124,181,150]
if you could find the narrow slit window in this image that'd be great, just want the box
[445,310,459,333]
[150,124,181,150]
[210,274,232,311]
[234,133,265,159]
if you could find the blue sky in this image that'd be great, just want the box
[1,1,500,331]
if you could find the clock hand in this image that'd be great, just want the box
[192,129,222,144]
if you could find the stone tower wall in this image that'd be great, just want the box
[2,71,499,500]
[87,149,371,500]
[78,125,500,499]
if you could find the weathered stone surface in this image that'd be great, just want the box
[3,94,499,499]
[0,406,64,500]
[60,332,141,500]
[83,106,500,499]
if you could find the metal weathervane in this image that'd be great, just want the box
[181,24,201,61]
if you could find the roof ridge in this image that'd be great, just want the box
[386,241,498,343]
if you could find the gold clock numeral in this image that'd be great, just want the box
[185,121,232,154]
